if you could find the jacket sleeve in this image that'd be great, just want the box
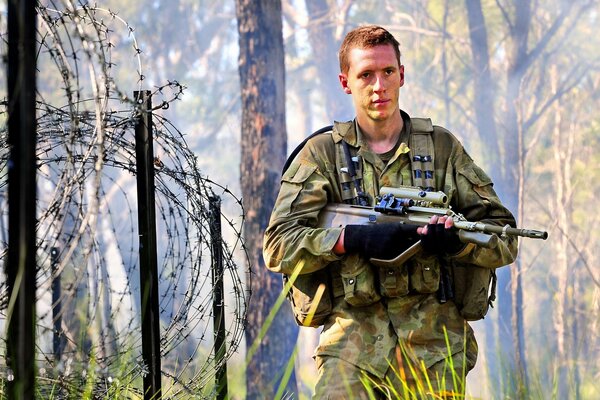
[263,157,343,276]
[443,137,518,268]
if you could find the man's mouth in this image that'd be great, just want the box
[373,99,389,105]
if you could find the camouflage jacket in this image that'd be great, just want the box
[263,111,518,378]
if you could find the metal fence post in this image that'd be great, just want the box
[6,0,38,398]
[50,247,64,362]
[209,196,228,400]
[134,90,162,399]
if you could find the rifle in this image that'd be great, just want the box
[318,187,548,304]
[317,186,548,270]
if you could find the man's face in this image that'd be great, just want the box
[339,44,404,123]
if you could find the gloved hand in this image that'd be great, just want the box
[419,215,465,255]
[344,223,419,260]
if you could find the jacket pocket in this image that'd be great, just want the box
[278,161,318,215]
[456,164,495,206]
[409,255,440,294]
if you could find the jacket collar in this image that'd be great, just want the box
[332,109,412,148]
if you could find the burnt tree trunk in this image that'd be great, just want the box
[235,0,299,398]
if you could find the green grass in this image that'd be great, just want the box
[1,263,599,400]
[1,334,598,399]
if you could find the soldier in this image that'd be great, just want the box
[263,25,518,399]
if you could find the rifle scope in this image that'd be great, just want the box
[380,186,448,206]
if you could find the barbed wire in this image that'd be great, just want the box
[0,1,249,398]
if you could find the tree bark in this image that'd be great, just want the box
[235,0,299,398]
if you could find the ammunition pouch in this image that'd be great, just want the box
[378,265,409,298]
[409,255,441,294]
[340,255,381,306]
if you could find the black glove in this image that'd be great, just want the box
[344,223,419,260]
[420,222,464,255]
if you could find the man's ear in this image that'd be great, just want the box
[339,73,351,94]
[399,64,405,87]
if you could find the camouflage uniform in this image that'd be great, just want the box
[263,111,518,398]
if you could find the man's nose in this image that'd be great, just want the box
[373,74,386,92]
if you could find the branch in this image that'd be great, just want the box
[524,63,590,131]
[337,0,353,40]
[522,9,568,71]
[495,0,514,32]
[282,0,306,27]
[528,188,600,289]
[522,0,595,73]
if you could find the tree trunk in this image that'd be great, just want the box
[235,0,299,398]
[465,0,499,161]
[514,114,528,396]
[501,2,532,392]
[464,0,520,390]
[550,64,575,399]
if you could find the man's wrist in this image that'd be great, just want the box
[332,228,346,255]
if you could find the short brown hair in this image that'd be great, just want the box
[338,25,401,74]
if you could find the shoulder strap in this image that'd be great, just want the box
[408,118,436,191]
[281,125,333,176]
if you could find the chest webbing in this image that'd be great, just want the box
[335,139,368,205]
[283,119,437,206]
[408,118,436,191]
[335,117,436,204]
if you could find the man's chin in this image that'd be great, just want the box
[368,110,391,121]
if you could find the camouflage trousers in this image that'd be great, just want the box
[312,346,477,400]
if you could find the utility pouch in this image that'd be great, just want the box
[409,255,441,294]
[378,265,409,298]
[284,268,333,327]
[340,255,381,306]
[451,263,496,321]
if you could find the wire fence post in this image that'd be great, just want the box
[209,196,228,400]
[51,247,64,361]
[6,0,38,398]
[134,90,162,399]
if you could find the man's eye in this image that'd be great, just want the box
[361,72,370,79]
[385,69,394,76]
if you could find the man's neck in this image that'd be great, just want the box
[357,110,404,153]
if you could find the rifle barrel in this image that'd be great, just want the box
[455,220,548,240]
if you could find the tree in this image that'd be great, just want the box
[465,0,499,162]
[235,0,299,398]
